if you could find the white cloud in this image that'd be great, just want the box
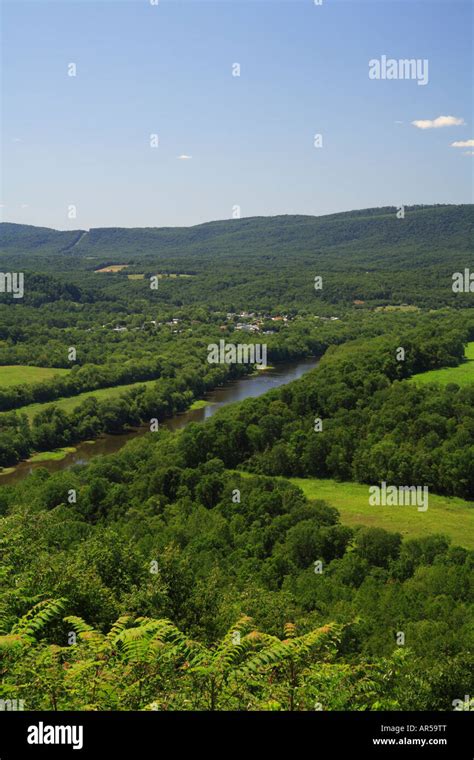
[395,120,404,125]
[411,115,465,129]
[177,154,192,160]
[463,151,474,156]
[451,139,474,148]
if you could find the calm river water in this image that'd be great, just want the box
[0,357,319,486]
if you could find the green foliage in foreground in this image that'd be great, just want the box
[0,601,461,711]
[0,458,472,711]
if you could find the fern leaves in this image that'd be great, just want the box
[235,622,343,677]
[0,604,346,710]
[0,599,67,650]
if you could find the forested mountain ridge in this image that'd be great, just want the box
[1,204,472,269]
[2,205,472,312]
[0,224,83,256]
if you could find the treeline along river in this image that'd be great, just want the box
[0,358,319,486]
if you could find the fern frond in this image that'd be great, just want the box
[235,623,341,677]
[12,599,66,639]
[63,616,97,635]
[106,615,133,642]
[115,617,202,665]
[211,616,255,665]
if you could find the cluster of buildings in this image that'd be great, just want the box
[107,312,300,336]
[226,311,290,334]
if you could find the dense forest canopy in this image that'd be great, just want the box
[0,205,472,712]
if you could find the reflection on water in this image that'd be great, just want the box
[0,357,319,486]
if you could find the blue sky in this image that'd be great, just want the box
[1,0,472,229]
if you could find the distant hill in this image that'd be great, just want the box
[1,204,472,271]
[1,205,472,309]
[0,223,84,255]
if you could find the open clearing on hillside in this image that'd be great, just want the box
[0,366,70,388]
[409,342,474,387]
[12,379,160,421]
[95,264,129,273]
[289,477,474,549]
[233,471,473,549]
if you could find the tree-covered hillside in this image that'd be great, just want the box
[2,204,472,269]
[2,205,472,311]
[0,206,472,714]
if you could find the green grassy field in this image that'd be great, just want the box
[12,379,160,421]
[233,471,473,549]
[409,342,474,387]
[0,365,70,388]
[289,477,474,549]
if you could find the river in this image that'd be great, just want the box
[0,357,319,486]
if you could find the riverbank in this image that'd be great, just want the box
[0,358,320,486]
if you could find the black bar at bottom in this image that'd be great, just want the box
[0,711,472,758]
